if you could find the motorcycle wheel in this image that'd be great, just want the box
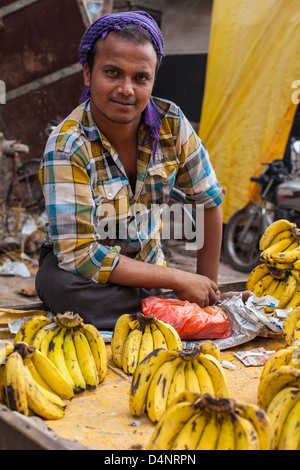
[223,208,262,273]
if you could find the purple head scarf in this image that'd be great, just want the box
[78,11,165,160]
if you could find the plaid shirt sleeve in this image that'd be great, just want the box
[40,133,121,284]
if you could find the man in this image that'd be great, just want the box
[35,11,226,329]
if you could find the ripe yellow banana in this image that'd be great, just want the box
[80,324,107,384]
[267,386,300,449]
[260,346,297,381]
[138,324,154,364]
[48,327,75,390]
[14,315,52,344]
[252,274,274,296]
[215,411,236,450]
[197,340,221,361]
[233,412,259,450]
[283,286,300,310]
[63,330,86,394]
[0,340,14,365]
[146,400,199,450]
[259,219,296,252]
[252,279,266,297]
[166,359,186,408]
[73,328,99,389]
[150,323,167,350]
[268,261,293,272]
[23,364,64,420]
[258,364,300,410]
[291,320,300,346]
[196,410,220,450]
[122,325,143,375]
[246,263,270,292]
[276,275,298,309]
[129,349,180,417]
[273,277,288,299]
[184,360,200,393]
[31,322,62,356]
[235,402,272,450]
[292,269,300,285]
[23,356,66,408]
[31,349,74,400]
[154,320,182,351]
[146,356,182,423]
[260,237,295,261]
[0,364,6,404]
[263,278,280,297]
[192,359,215,395]
[197,353,230,398]
[269,229,295,246]
[4,351,29,415]
[284,238,299,251]
[172,407,207,450]
[271,245,300,264]
[111,313,137,368]
[294,258,300,269]
[282,306,300,345]
[277,398,300,450]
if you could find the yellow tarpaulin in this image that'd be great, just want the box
[199,0,300,223]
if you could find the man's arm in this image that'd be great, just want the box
[107,254,220,308]
[196,205,223,284]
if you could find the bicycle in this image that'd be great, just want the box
[0,133,44,236]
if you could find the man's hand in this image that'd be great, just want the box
[171,271,221,308]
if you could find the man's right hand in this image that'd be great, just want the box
[171,271,221,308]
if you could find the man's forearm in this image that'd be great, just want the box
[196,205,223,283]
[107,254,180,291]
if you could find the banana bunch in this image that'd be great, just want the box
[256,341,300,448]
[259,219,300,261]
[258,362,300,411]
[111,312,182,375]
[146,391,272,450]
[129,346,229,423]
[267,386,300,450]
[246,262,300,312]
[14,311,107,394]
[0,340,74,420]
[259,344,300,382]
[282,306,300,346]
[247,219,300,310]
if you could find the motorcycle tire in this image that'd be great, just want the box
[223,208,262,273]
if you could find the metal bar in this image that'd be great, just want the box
[5,63,82,102]
[0,0,40,18]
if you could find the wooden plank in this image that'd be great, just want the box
[0,404,88,450]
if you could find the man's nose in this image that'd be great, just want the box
[117,77,134,95]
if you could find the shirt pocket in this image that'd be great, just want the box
[93,178,129,219]
[145,157,178,205]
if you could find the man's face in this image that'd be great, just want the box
[83,32,157,128]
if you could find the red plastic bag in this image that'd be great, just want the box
[141,296,232,340]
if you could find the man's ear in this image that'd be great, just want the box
[83,63,91,87]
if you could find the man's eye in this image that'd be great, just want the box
[136,75,147,82]
[106,70,118,77]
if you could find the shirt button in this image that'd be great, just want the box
[108,193,113,198]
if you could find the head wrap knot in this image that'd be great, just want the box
[78,11,165,160]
